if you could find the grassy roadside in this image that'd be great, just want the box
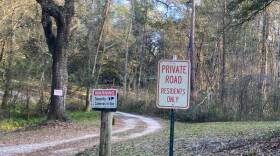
[0,117,45,132]
[66,111,100,125]
[0,111,100,133]
[78,121,280,156]
[174,121,280,137]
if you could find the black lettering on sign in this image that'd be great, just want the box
[108,97,114,101]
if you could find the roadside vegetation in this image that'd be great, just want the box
[0,110,99,133]
[1,0,280,124]
[0,115,44,132]
[79,121,280,156]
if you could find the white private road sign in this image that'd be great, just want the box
[157,60,191,109]
[91,89,117,110]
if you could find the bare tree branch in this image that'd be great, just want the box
[227,0,274,29]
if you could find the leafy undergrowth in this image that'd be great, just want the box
[66,111,100,125]
[77,121,280,156]
[0,111,100,133]
[0,117,45,132]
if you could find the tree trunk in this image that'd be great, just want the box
[124,12,133,103]
[48,51,68,120]
[0,40,5,63]
[239,30,247,120]
[85,87,91,112]
[220,0,227,114]
[36,0,74,121]
[196,32,205,90]
[83,0,110,112]
[2,41,12,110]
[90,0,111,81]
[259,10,269,119]
[38,71,46,114]
[25,86,30,120]
[137,0,148,92]
[188,0,197,100]
[278,28,280,88]
[2,6,15,110]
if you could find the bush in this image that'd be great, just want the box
[118,90,168,118]
[0,109,8,120]
[66,111,99,122]
[66,98,85,111]
[0,117,44,132]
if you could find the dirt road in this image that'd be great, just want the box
[0,112,162,156]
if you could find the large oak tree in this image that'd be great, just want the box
[36,0,74,121]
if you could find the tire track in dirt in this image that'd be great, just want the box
[0,112,162,156]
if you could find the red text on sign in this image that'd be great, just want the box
[161,65,187,74]
[161,88,185,94]
[165,75,182,84]
[167,96,179,102]
[93,90,116,96]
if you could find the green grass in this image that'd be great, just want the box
[66,111,100,123]
[77,121,280,156]
[0,111,100,133]
[0,116,45,132]
[174,121,280,138]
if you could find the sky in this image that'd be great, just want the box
[112,0,202,21]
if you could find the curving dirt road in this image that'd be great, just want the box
[0,112,162,156]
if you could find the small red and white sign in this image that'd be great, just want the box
[91,89,117,110]
[157,60,190,109]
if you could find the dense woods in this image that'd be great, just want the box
[0,0,280,122]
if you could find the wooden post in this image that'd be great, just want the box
[99,111,112,156]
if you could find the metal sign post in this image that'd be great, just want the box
[169,109,175,156]
[157,55,191,156]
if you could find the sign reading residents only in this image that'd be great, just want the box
[91,89,117,111]
[157,60,190,109]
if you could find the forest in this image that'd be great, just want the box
[0,0,280,155]
[0,0,280,156]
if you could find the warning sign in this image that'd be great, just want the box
[91,89,117,111]
[157,60,190,109]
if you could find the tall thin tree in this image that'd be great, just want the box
[220,0,227,113]
[188,0,197,100]
[2,0,15,110]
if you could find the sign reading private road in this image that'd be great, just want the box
[91,89,117,111]
[157,60,190,109]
